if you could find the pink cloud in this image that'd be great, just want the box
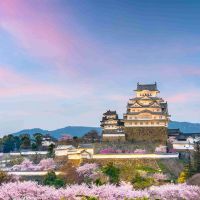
[0,66,93,98]
[0,1,78,75]
[185,68,200,76]
[167,91,200,103]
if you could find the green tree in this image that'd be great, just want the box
[131,173,154,189]
[20,134,31,149]
[102,162,120,184]
[33,133,43,150]
[47,143,55,158]
[2,134,15,153]
[31,143,37,151]
[14,136,21,151]
[43,171,65,188]
[0,138,3,152]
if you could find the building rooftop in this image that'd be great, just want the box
[135,82,158,91]
[103,110,117,115]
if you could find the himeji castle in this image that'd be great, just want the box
[101,82,170,142]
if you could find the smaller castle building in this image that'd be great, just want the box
[101,110,125,141]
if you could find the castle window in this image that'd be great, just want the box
[145,122,148,125]
[151,122,154,125]
[157,122,159,125]
[140,122,143,125]
[135,122,137,125]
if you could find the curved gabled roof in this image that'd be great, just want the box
[135,82,159,91]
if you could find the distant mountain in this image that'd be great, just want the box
[168,121,200,133]
[13,126,101,139]
[12,121,200,139]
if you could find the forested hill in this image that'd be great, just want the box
[11,121,200,139]
[168,121,200,133]
[13,126,101,139]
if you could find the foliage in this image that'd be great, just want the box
[43,171,65,188]
[0,133,45,153]
[20,134,31,149]
[0,171,19,184]
[132,173,154,189]
[60,161,80,184]
[11,158,56,171]
[87,159,161,183]
[76,163,108,185]
[1,181,200,200]
[75,196,99,200]
[178,166,189,183]
[33,133,43,149]
[76,163,98,178]
[2,134,21,153]
[191,141,200,174]
[152,173,168,181]
[82,130,99,143]
[8,156,24,166]
[47,143,55,158]
[102,162,120,184]
[136,166,159,173]
[157,159,185,180]
[187,173,200,186]
[31,142,37,150]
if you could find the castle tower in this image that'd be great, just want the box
[101,110,125,141]
[123,82,170,142]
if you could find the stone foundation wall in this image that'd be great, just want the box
[102,135,125,142]
[125,127,168,143]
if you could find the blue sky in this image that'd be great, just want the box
[0,0,200,134]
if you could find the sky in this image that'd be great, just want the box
[0,0,200,134]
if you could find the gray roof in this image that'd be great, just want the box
[168,129,182,136]
[103,110,117,115]
[160,102,169,114]
[135,82,158,91]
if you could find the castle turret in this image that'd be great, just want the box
[101,110,125,141]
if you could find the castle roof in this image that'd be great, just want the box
[103,110,117,115]
[160,102,169,114]
[168,129,182,136]
[135,82,158,91]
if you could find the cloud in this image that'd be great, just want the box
[0,66,93,99]
[0,1,78,75]
[167,91,200,103]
